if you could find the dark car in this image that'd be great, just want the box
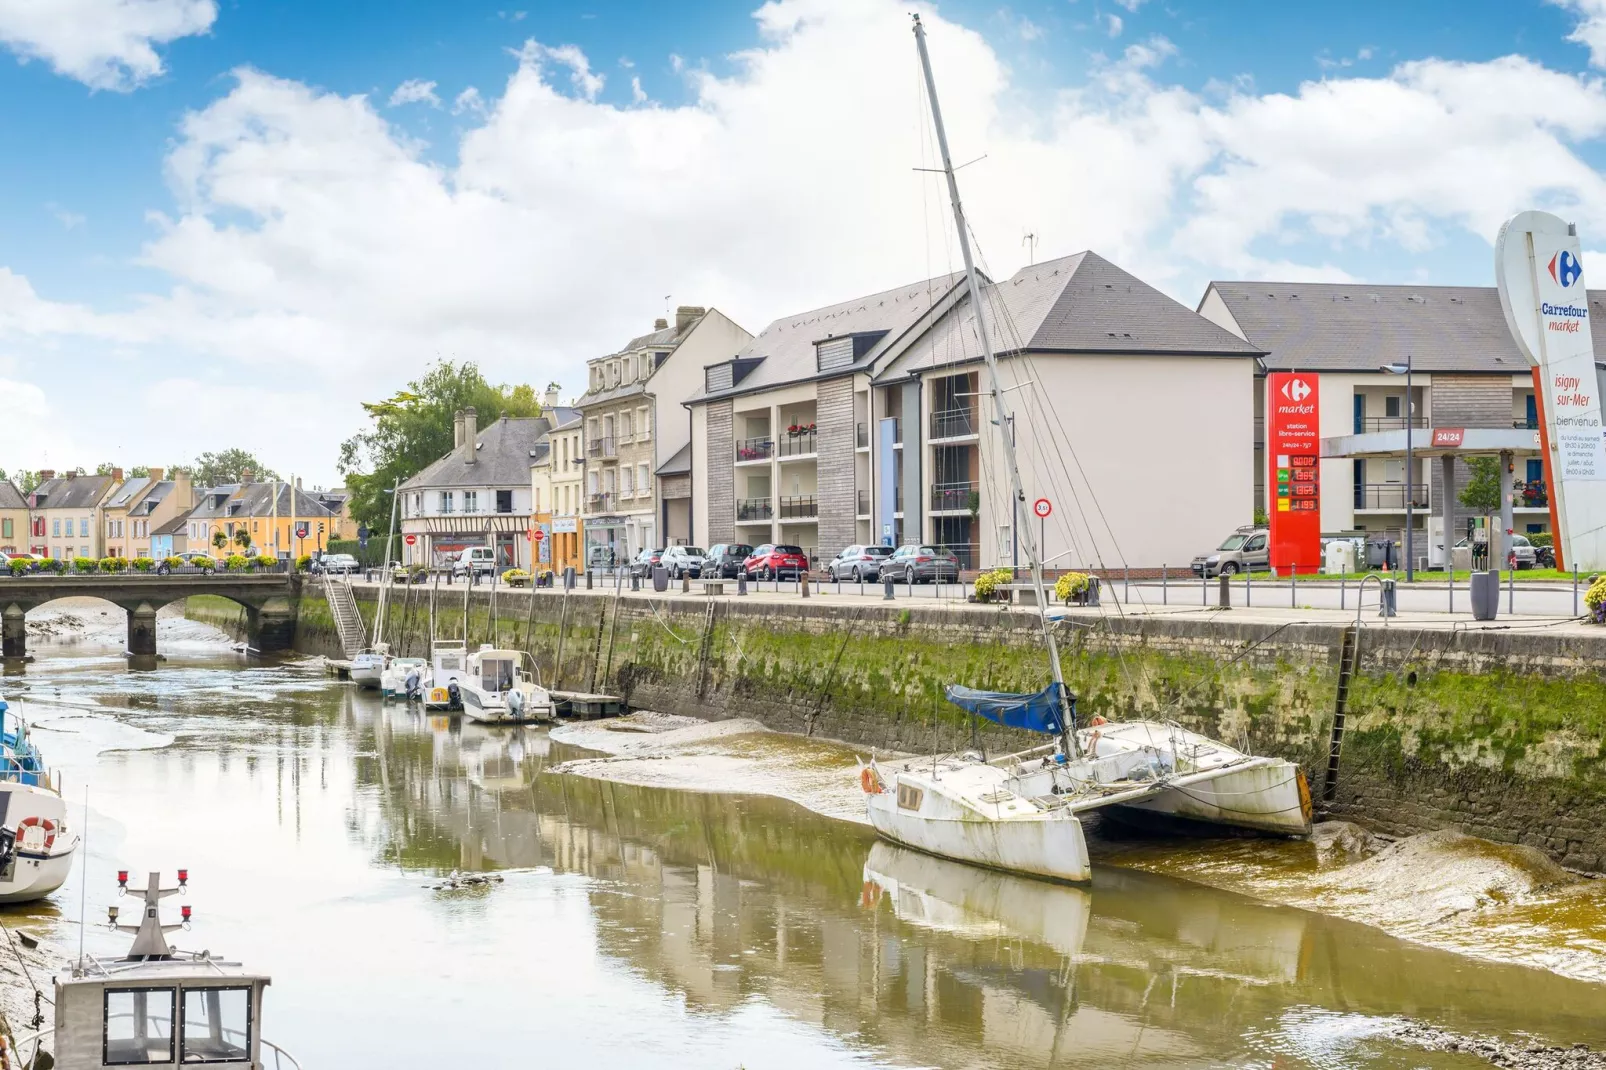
[629,547,667,578]
[744,543,809,581]
[704,543,754,579]
[886,544,960,584]
[826,544,895,581]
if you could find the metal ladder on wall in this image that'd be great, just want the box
[322,574,368,658]
[1322,622,1362,805]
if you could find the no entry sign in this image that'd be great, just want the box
[404,533,417,546]
[1033,498,1052,519]
[533,529,545,542]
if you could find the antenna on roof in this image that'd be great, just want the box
[1022,231,1038,266]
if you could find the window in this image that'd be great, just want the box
[638,464,650,498]
[52,519,60,537]
[1385,395,1401,418]
[619,412,632,441]
[182,986,252,1064]
[604,470,616,495]
[104,986,176,1065]
[621,468,634,496]
[588,473,598,495]
[497,490,513,514]
[1,519,10,539]
[440,492,455,514]
[463,491,479,513]
[638,407,651,440]
[80,518,89,537]
[413,493,422,514]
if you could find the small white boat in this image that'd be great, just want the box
[425,640,468,710]
[459,647,554,725]
[349,645,388,689]
[16,869,300,1070]
[381,656,430,700]
[0,698,79,904]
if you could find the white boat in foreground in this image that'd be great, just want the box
[17,869,300,1070]
[0,697,79,904]
[349,646,387,689]
[381,656,430,700]
[460,646,554,725]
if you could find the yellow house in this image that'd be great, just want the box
[0,480,27,554]
[183,482,337,559]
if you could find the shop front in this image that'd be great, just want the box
[584,516,626,569]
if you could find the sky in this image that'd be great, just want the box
[4,0,1606,484]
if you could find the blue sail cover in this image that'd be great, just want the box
[946,682,1065,734]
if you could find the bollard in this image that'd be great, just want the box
[884,575,896,601]
[682,573,691,594]
[1448,571,1453,615]
[1217,573,1230,609]
[1340,575,1346,611]
[1379,576,1397,618]
[1201,574,1208,606]
[585,569,593,591]
[1124,567,1130,603]
[1575,566,1581,617]
[1162,564,1168,605]
[564,566,575,590]
[1508,568,1515,615]
[738,573,748,596]
[1246,569,1252,607]
[630,572,640,592]
[801,575,810,598]
[1290,565,1297,608]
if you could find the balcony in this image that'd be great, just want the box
[1516,482,1550,508]
[930,407,978,440]
[736,438,773,463]
[586,492,615,513]
[1514,417,1540,430]
[588,437,618,460]
[857,489,869,516]
[737,498,773,522]
[931,481,979,512]
[779,495,818,520]
[1354,483,1429,510]
[778,429,817,458]
[1354,416,1427,434]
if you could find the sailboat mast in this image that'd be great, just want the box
[913,15,1077,755]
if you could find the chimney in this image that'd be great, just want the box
[241,469,253,486]
[147,467,164,482]
[453,409,465,449]
[111,467,123,482]
[654,317,668,330]
[544,383,561,409]
[675,305,705,334]
[463,407,478,464]
[38,469,54,481]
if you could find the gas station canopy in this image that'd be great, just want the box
[1321,426,1540,459]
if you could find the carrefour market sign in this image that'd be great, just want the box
[1495,210,1606,570]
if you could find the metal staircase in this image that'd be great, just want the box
[322,574,367,657]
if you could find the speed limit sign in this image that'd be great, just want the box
[1033,498,1052,519]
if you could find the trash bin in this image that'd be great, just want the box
[1469,569,1500,621]
[652,565,669,593]
[1366,536,1394,570]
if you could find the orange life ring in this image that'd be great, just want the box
[860,766,884,794]
[15,816,55,853]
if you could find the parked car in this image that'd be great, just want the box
[703,544,753,579]
[450,548,495,578]
[1191,528,1269,577]
[885,544,961,584]
[825,544,895,581]
[629,548,667,578]
[587,544,617,570]
[660,546,706,578]
[744,544,809,581]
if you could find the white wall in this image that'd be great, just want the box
[650,309,753,471]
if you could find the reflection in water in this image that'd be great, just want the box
[5,645,1606,1069]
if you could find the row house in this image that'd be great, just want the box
[184,482,337,558]
[530,405,584,573]
[689,251,1260,570]
[0,480,26,554]
[576,306,751,564]
[29,472,117,560]
[102,468,197,560]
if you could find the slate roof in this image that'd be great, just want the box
[188,484,334,520]
[401,415,554,491]
[689,271,967,404]
[656,442,692,477]
[1203,281,1606,373]
[105,477,153,510]
[31,475,114,511]
[152,513,190,537]
[0,481,25,511]
[132,481,179,516]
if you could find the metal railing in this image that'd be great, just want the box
[1353,483,1429,510]
[586,493,614,513]
[931,481,978,512]
[778,429,817,457]
[736,438,773,463]
[1514,417,1540,430]
[737,498,772,521]
[930,407,977,440]
[1355,416,1428,433]
[779,495,817,519]
[587,437,617,459]
[857,489,870,516]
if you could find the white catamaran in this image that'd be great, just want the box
[861,17,1311,884]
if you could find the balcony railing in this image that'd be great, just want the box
[586,493,614,513]
[932,481,979,512]
[1354,483,1428,510]
[588,437,618,459]
[1354,416,1428,433]
[1514,418,1540,430]
[736,438,773,463]
[857,489,869,516]
[1516,483,1550,508]
[737,498,772,521]
[930,407,977,440]
[778,429,817,457]
[855,422,869,449]
[779,496,818,519]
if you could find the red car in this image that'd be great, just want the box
[743,543,809,580]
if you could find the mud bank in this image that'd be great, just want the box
[551,713,1606,987]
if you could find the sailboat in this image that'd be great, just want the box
[861,17,1310,883]
[0,697,80,903]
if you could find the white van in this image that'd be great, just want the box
[451,547,496,577]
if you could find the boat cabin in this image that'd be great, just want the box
[471,648,522,695]
[54,964,271,1069]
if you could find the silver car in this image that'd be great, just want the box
[1191,528,1269,577]
[826,544,894,581]
[660,545,706,578]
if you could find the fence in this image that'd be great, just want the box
[777,429,817,457]
[736,438,774,462]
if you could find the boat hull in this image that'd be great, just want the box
[0,783,78,903]
[0,838,77,903]
[1110,761,1312,837]
[867,792,1091,884]
[460,687,553,725]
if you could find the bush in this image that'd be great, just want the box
[1054,571,1091,601]
[188,555,215,570]
[295,554,313,572]
[8,558,29,576]
[1587,575,1606,623]
[224,554,249,572]
[132,557,155,572]
[43,558,65,574]
[99,557,128,573]
[163,557,186,571]
[73,557,97,573]
[972,568,1013,600]
[501,568,531,588]
[1528,532,1554,549]
[254,555,277,569]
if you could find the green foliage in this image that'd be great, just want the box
[99,557,127,573]
[72,557,97,573]
[132,557,155,572]
[326,539,384,568]
[501,568,531,587]
[233,529,253,551]
[185,555,214,570]
[224,554,249,572]
[1253,507,1270,527]
[211,531,229,551]
[187,449,279,489]
[295,554,313,572]
[1054,571,1090,600]
[1459,456,1503,514]
[42,558,64,573]
[1586,575,1606,614]
[163,557,186,570]
[0,469,41,494]
[337,360,544,530]
[972,568,1013,600]
[7,558,28,575]
[1528,532,1554,548]
[255,555,277,568]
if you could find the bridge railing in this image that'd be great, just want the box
[4,561,295,579]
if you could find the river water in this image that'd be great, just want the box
[3,631,1605,1068]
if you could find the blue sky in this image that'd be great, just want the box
[3,0,1606,480]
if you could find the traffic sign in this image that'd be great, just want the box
[404,533,417,546]
[1033,498,1052,519]
[294,521,309,539]
[533,529,545,542]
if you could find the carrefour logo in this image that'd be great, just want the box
[1281,378,1312,402]
[1548,250,1584,289]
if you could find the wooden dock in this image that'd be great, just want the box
[324,658,354,680]
[551,691,626,720]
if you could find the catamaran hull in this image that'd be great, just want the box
[1108,761,1312,837]
[866,794,1091,884]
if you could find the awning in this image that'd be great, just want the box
[945,682,1065,735]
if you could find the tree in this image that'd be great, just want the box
[1460,457,1504,565]
[189,450,279,488]
[0,470,41,494]
[337,360,543,531]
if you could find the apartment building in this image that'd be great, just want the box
[28,472,116,560]
[578,306,751,564]
[530,404,585,573]
[1198,281,1573,566]
[0,480,26,554]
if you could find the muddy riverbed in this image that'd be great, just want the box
[0,614,1602,1066]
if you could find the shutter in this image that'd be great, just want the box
[816,338,853,372]
[706,364,734,392]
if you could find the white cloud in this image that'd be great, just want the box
[7,0,1606,478]
[0,0,215,90]
[630,75,646,104]
[46,203,85,229]
[1112,0,1147,10]
[1553,0,1606,67]
[0,376,70,468]
[388,78,440,108]
[1105,13,1123,37]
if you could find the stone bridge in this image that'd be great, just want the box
[0,574,302,658]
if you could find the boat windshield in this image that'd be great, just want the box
[182,986,252,1063]
[482,659,515,692]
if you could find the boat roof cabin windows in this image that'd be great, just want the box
[482,657,515,692]
[105,987,176,1065]
[182,986,253,1064]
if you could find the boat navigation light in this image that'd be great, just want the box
[116,870,127,889]
[107,905,119,926]
[181,905,192,925]
[177,868,188,887]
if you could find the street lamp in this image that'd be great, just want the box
[1380,357,1414,581]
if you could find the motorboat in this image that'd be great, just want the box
[459,646,554,725]
[381,656,429,701]
[16,869,300,1070]
[349,643,389,689]
[0,697,79,903]
[425,640,468,710]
